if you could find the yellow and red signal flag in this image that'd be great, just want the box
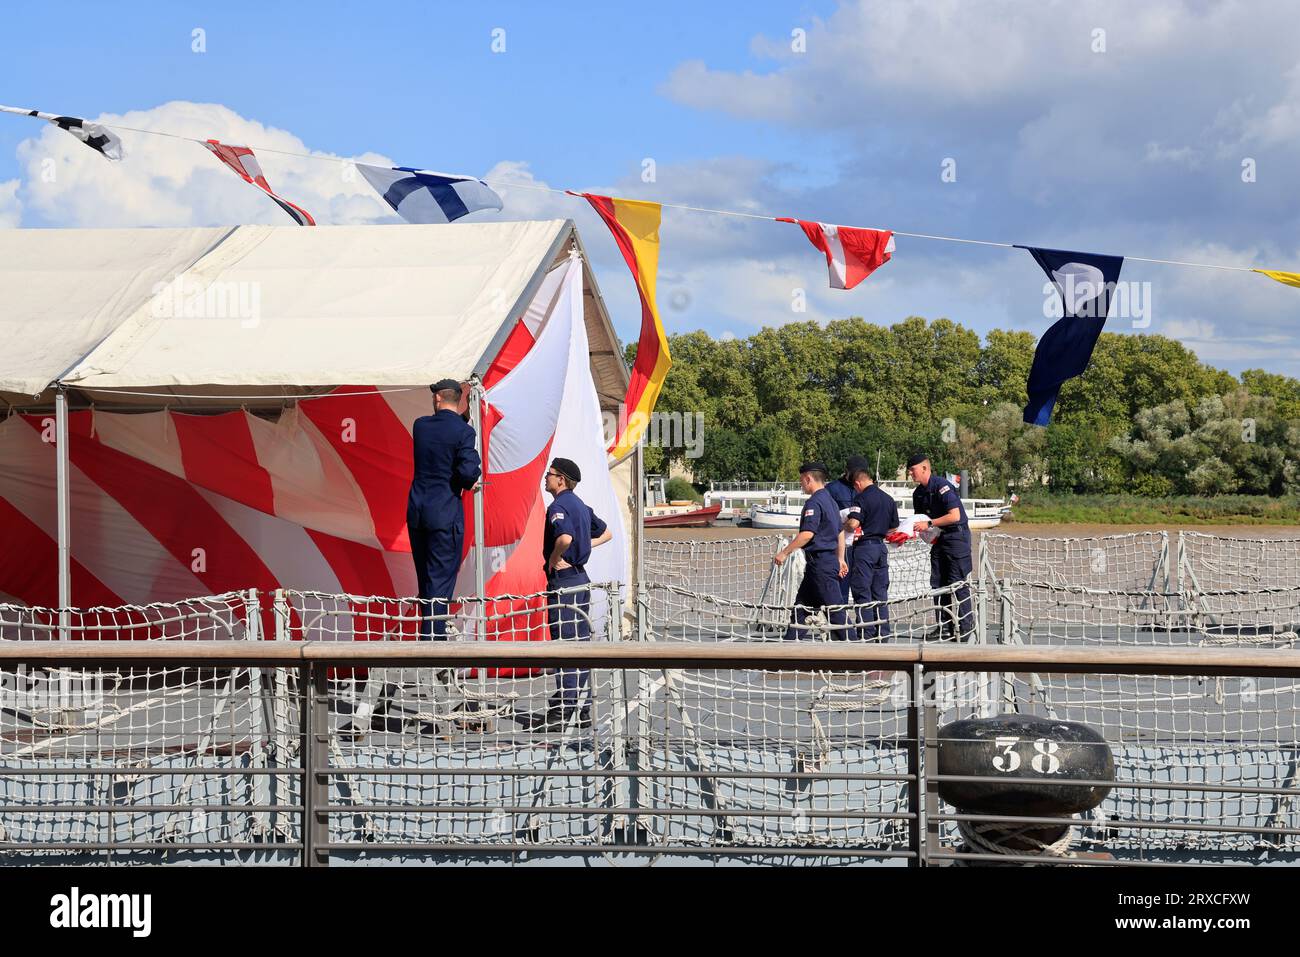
[571,192,671,460]
[1253,269,1300,289]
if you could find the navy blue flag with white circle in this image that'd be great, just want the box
[1017,246,1125,426]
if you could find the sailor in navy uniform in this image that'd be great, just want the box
[774,462,849,640]
[515,457,612,732]
[907,453,973,640]
[407,379,481,640]
[842,466,900,640]
[825,456,868,603]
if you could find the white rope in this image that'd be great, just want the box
[957,818,1077,862]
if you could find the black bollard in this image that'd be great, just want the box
[937,714,1115,858]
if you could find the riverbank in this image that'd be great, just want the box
[1006,493,1300,525]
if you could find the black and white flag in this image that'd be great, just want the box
[0,105,123,160]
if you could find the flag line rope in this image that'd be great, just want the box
[0,104,1275,274]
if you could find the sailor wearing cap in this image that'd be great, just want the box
[842,466,899,640]
[407,379,481,640]
[907,453,974,640]
[826,456,869,603]
[515,456,613,732]
[773,462,849,640]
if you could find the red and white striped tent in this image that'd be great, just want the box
[0,220,635,625]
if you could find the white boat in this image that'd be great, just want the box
[746,488,810,529]
[748,499,803,530]
[705,481,796,521]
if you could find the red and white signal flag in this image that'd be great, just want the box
[202,140,315,225]
[779,218,894,290]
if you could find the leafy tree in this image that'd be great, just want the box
[1241,369,1300,420]
[815,424,907,482]
[975,330,1036,408]
[1043,416,1126,493]
[744,422,803,482]
[664,476,701,502]
[951,402,1046,492]
[691,425,750,484]
[640,316,1300,497]
[1109,390,1298,495]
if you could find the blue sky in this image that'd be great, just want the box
[3,0,1300,376]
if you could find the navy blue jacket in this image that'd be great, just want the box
[799,487,843,556]
[912,474,969,543]
[825,478,855,512]
[545,489,607,571]
[406,409,481,530]
[848,484,900,538]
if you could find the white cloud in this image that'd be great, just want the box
[0,179,20,227]
[14,101,396,228]
[651,0,1300,373]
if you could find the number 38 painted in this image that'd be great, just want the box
[992,736,1062,774]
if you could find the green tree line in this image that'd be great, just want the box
[635,316,1300,496]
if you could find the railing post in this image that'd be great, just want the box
[923,674,944,865]
[1163,530,1174,595]
[301,661,330,867]
[997,578,1017,710]
[906,663,923,867]
[975,575,994,717]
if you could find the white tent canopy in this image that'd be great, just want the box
[0,220,628,410]
[0,220,640,612]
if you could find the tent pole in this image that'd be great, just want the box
[469,378,487,630]
[632,441,644,614]
[55,386,71,640]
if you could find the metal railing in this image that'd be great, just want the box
[2,638,1299,866]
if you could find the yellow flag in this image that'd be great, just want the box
[1253,269,1300,289]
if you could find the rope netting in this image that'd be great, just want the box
[980,532,1171,629]
[1,530,1298,860]
[0,590,285,857]
[988,578,1300,852]
[279,586,625,849]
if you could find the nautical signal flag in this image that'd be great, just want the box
[357,165,503,224]
[1254,269,1300,289]
[201,140,315,225]
[779,218,894,289]
[572,192,670,460]
[1018,246,1125,426]
[17,109,123,160]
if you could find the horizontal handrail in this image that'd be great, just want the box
[1,639,1299,677]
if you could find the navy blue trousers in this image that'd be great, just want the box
[930,534,974,640]
[408,523,463,641]
[785,552,849,641]
[849,539,891,641]
[547,567,592,719]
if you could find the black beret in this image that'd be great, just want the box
[799,461,829,475]
[906,453,929,468]
[845,455,869,475]
[430,379,462,395]
[551,457,582,483]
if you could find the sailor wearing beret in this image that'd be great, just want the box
[515,456,612,731]
[773,461,850,640]
[907,453,974,640]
